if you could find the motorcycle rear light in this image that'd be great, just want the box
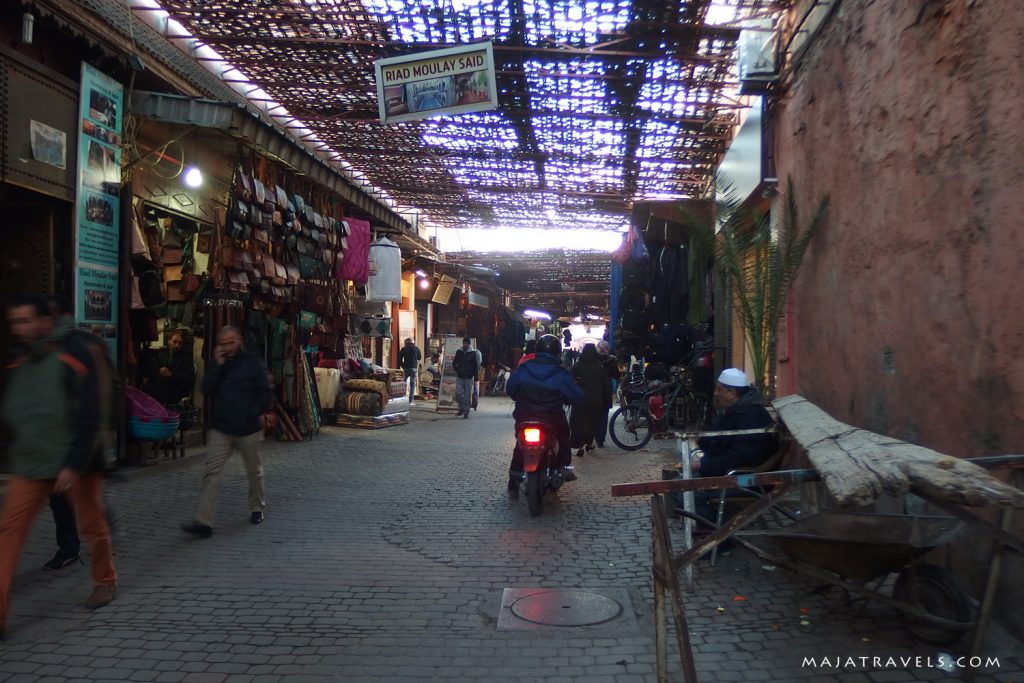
[522,428,542,444]
[697,354,712,368]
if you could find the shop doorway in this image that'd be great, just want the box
[0,183,73,471]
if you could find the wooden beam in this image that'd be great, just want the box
[772,395,1024,509]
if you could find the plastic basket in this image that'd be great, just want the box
[128,415,180,441]
[125,386,178,420]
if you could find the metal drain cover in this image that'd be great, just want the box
[509,589,623,627]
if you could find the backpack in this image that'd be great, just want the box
[63,331,121,469]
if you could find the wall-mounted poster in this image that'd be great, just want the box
[75,63,123,357]
[375,42,498,124]
[30,120,67,169]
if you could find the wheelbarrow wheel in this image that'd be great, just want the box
[892,563,972,646]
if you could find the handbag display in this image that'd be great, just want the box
[196,233,212,254]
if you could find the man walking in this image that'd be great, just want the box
[452,337,479,418]
[181,326,273,538]
[397,337,421,404]
[1,294,118,638]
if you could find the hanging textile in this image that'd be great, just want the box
[336,217,371,283]
[365,236,402,302]
[294,349,321,435]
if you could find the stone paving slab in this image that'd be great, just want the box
[0,398,1021,682]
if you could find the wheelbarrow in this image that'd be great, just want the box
[748,511,973,645]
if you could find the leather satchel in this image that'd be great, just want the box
[253,177,267,205]
[296,238,315,257]
[286,264,300,286]
[274,262,288,286]
[253,227,270,246]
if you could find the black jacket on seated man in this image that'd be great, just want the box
[202,350,273,437]
[697,386,778,477]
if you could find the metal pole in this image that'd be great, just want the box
[679,436,695,592]
[651,496,668,683]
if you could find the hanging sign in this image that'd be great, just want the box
[375,42,498,124]
[75,63,124,356]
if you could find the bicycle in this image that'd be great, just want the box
[608,377,713,451]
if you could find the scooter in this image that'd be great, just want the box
[488,365,510,396]
[514,421,566,517]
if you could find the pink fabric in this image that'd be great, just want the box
[337,217,371,283]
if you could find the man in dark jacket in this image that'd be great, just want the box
[505,334,583,490]
[1,294,118,638]
[452,337,479,418]
[181,326,273,537]
[683,368,778,526]
[145,330,195,405]
[397,338,421,404]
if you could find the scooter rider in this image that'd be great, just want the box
[505,334,583,491]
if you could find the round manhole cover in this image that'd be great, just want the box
[510,590,623,627]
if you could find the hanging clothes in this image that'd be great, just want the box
[365,236,402,302]
[337,217,371,283]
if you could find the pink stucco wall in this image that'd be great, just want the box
[774,0,1024,457]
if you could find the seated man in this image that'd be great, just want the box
[678,368,778,526]
[505,334,582,490]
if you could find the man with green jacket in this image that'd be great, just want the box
[0,294,118,639]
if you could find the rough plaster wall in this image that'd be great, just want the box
[776,0,1024,456]
[773,0,1024,639]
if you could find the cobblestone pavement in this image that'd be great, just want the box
[1,398,1021,682]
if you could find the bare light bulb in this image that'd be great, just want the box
[183,166,203,188]
[418,279,430,290]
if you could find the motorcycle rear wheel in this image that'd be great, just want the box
[609,406,653,450]
[526,471,544,517]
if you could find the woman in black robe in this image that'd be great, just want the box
[569,343,612,455]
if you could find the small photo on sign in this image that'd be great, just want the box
[88,88,118,129]
[84,289,112,321]
[84,193,115,227]
[384,85,408,116]
[82,118,121,146]
[456,70,490,106]
[407,76,456,113]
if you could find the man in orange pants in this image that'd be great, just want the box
[0,294,118,639]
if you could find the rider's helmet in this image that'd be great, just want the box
[536,334,562,357]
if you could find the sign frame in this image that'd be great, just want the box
[375,42,498,124]
[74,63,124,357]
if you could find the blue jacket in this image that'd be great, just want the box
[506,352,583,413]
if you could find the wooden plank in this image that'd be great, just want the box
[611,469,820,497]
[773,395,1024,509]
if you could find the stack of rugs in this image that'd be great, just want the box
[335,377,409,429]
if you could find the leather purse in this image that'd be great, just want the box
[286,264,300,285]
[161,247,183,264]
[275,185,288,208]
[163,263,183,285]
[253,227,270,246]
[227,269,250,293]
[253,177,266,205]
[220,244,242,269]
[182,272,202,297]
[260,254,277,278]
[166,282,185,303]
[239,250,256,272]
[272,210,283,227]
[235,167,253,202]
[274,262,288,286]
[232,198,250,221]
[196,233,211,254]
[296,238,315,257]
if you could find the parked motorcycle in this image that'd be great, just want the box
[513,421,565,517]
